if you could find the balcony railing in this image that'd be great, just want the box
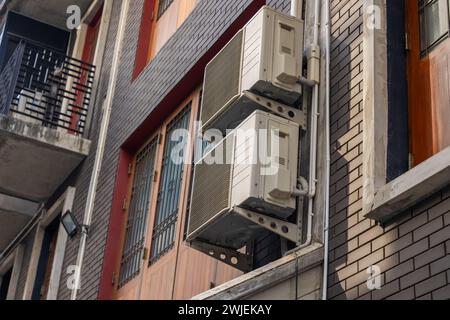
[0,40,96,135]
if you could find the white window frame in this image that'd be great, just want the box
[362,0,450,222]
[0,245,24,300]
[22,187,76,300]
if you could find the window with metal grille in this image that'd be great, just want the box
[183,92,202,240]
[419,0,450,55]
[118,138,158,288]
[157,0,175,20]
[150,105,191,265]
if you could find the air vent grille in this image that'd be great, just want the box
[188,162,232,236]
[188,133,235,236]
[201,30,243,126]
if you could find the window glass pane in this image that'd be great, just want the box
[150,104,191,264]
[426,0,449,45]
[420,11,428,52]
[420,0,450,54]
[157,0,175,20]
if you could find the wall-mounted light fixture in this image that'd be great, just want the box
[61,210,87,237]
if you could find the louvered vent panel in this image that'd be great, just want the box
[188,135,235,236]
[201,30,243,126]
[188,162,232,235]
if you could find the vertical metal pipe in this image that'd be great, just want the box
[322,0,331,301]
[71,0,129,300]
[296,0,321,251]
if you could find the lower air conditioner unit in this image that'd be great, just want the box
[187,110,299,250]
[201,6,304,132]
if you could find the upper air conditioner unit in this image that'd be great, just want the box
[201,6,304,132]
[187,110,299,251]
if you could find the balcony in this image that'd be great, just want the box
[0,40,95,203]
[0,0,94,30]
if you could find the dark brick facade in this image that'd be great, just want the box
[57,0,293,300]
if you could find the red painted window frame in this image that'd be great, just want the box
[132,0,157,80]
[70,6,103,133]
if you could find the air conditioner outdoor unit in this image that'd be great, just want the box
[187,110,299,251]
[201,6,304,133]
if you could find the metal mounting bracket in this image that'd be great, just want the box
[189,240,253,273]
[234,207,302,245]
[243,90,307,130]
[80,225,90,235]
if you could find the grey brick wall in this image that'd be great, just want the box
[57,0,293,300]
[327,0,450,300]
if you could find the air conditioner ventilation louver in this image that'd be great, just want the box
[189,161,232,235]
[200,6,304,132]
[201,30,243,126]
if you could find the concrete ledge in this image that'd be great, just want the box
[365,146,450,222]
[192,243,324,300]
[0,114,91,201]
[0,114,91,156]
[0,194,39,252]
[0,193,39,217]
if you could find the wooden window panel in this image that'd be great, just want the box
[406,0,450,165]
[133,0,197,78]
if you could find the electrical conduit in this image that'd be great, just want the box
[71,0,130,300]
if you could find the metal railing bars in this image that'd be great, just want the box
[0,40,96,135]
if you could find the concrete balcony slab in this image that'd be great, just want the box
[0,114,90,202]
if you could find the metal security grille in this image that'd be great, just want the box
[118,138,158,288]
[184,92,201,240]
[150,105,191,265]
[0,43,23,114]
[0,40,95,135]
[157,0,175,20]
